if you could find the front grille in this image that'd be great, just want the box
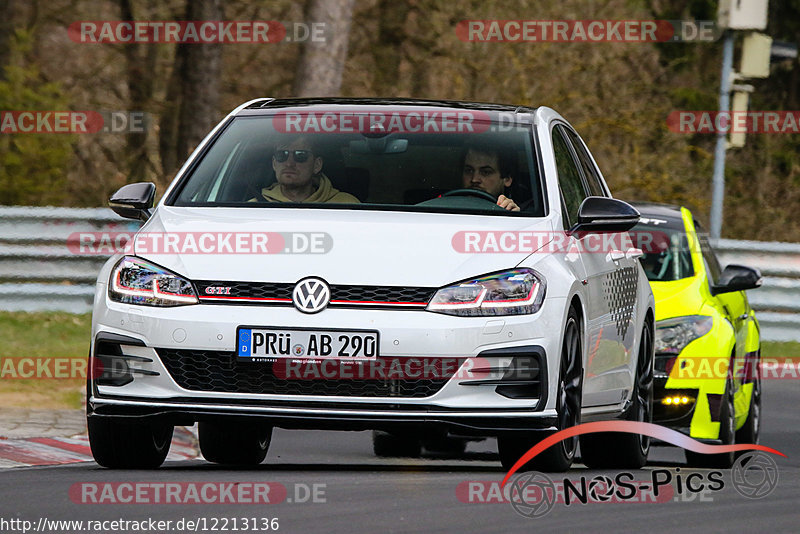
[330,285,434,304]
[157,349,458,398]
[197,281,293,300]
[194,280,436,308]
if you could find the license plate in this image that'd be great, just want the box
[237,327,379,360]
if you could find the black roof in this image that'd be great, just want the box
[629,201,687,230]
[241,97,534,114]
[630,201,684,219]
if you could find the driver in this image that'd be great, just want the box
[461,144,519,211]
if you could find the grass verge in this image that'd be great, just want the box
[0,311,91,409]
[762,341,800,360]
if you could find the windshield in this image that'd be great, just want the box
[633,221,695,282]
[171,113,544,216]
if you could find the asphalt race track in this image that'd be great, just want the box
[1,379,797,533]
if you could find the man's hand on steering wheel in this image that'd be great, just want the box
[497,194,520,212]
[441,188,520,211]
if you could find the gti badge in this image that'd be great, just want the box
[204,286,232,295]
[292,277,331,313]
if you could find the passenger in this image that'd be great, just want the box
[260,136,359,203]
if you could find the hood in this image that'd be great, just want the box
[134,206,555,287]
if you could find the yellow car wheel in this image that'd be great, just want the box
[735,352,762,447]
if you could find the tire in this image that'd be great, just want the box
[372,431,421,458]
[88,417,173,469]
[199,421,272,465]
[735,351,761,449]
[498,306,582,473]
[685,374,736,468]
[580,319,654,469]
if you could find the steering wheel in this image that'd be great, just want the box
[441,188,498,204]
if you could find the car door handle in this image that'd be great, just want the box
[606,250,625,262]
[738,313,749,320]
[626,248,643,260]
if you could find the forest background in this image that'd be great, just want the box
[1,0,799,241]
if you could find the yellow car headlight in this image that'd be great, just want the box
[654,316,713,355]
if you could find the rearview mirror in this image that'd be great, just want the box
[711,264,763,295]
[349,137,408,154]
[569,197,640,234]
[109,182,156,221]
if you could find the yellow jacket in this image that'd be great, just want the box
[259,173,359,203]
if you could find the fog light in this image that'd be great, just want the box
[662,395,694,406]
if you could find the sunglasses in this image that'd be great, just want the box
[274,149,313,163]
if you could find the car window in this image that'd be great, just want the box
[563,128,607,197]
[552,125,588,227]
[170,113,545,216]
[633,221,695,281]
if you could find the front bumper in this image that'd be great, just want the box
[88,397,559,435]
[653,376,698,428]
[88,295,568,435]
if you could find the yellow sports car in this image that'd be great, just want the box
[631,203,762,467]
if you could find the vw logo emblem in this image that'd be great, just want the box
[292,277,331,314]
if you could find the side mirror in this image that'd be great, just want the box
[109,182,155,221]
[569,197,640,234]
[711,264,763,295]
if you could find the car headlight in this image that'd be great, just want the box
[654,316,713,355]
[109,256,198,306]
[426,268,545,316]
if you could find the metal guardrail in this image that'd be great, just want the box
[716,239,800,342]
[0,207,798,341]
[0,207,141,313]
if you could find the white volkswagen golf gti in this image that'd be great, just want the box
[87,98,655,471]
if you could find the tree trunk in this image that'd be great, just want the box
[159,54,183,179]
[372,0,410,95]
[293,0,356,96]
[0,0,22,80]
[119,0,157,183]
[176,0,222,160]
[160,0,222,179]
